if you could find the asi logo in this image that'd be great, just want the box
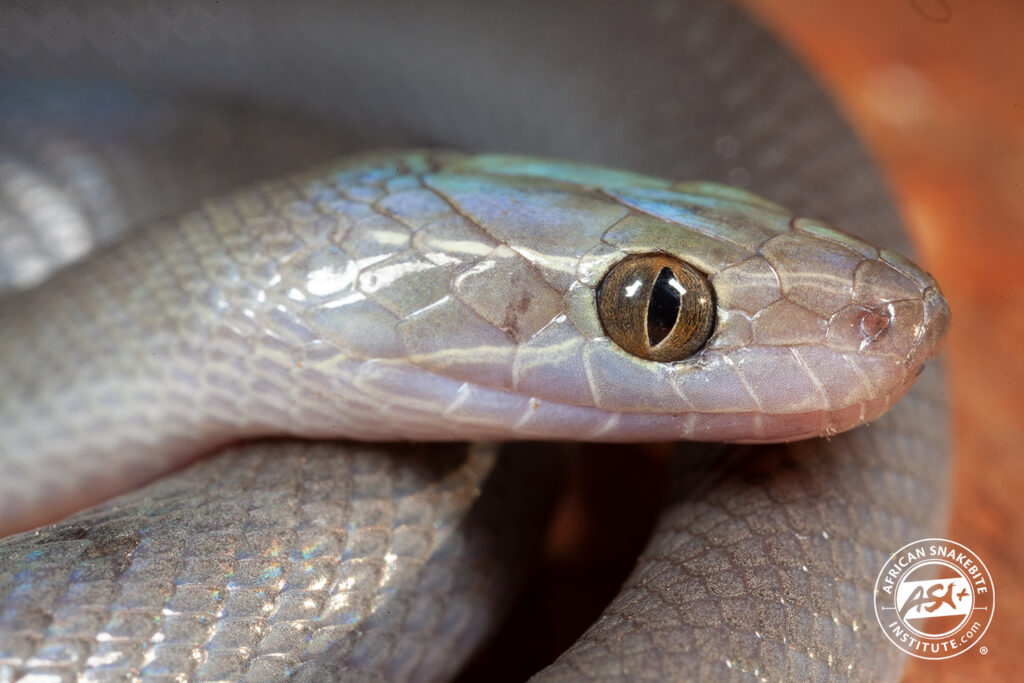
[874,538,994,659]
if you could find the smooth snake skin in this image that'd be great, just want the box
[0,1,952,681]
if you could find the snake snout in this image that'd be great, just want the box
[915,285,952,363]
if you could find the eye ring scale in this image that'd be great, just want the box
[596,253,716,363]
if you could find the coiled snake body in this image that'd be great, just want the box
[0,1,951,681]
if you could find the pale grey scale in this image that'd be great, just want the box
[0,1,951,682]
[0,441,561,682]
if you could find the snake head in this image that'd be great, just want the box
[247,153,951,443]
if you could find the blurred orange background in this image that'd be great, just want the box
[740,0,1024,678]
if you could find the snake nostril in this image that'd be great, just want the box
[860,308,891,341]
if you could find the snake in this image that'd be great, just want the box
[0,1,952,681]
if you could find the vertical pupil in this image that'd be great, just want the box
[647,267,682,346]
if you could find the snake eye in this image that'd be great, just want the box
[596,254,715,362]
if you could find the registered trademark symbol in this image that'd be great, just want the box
[979,646,988,655]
